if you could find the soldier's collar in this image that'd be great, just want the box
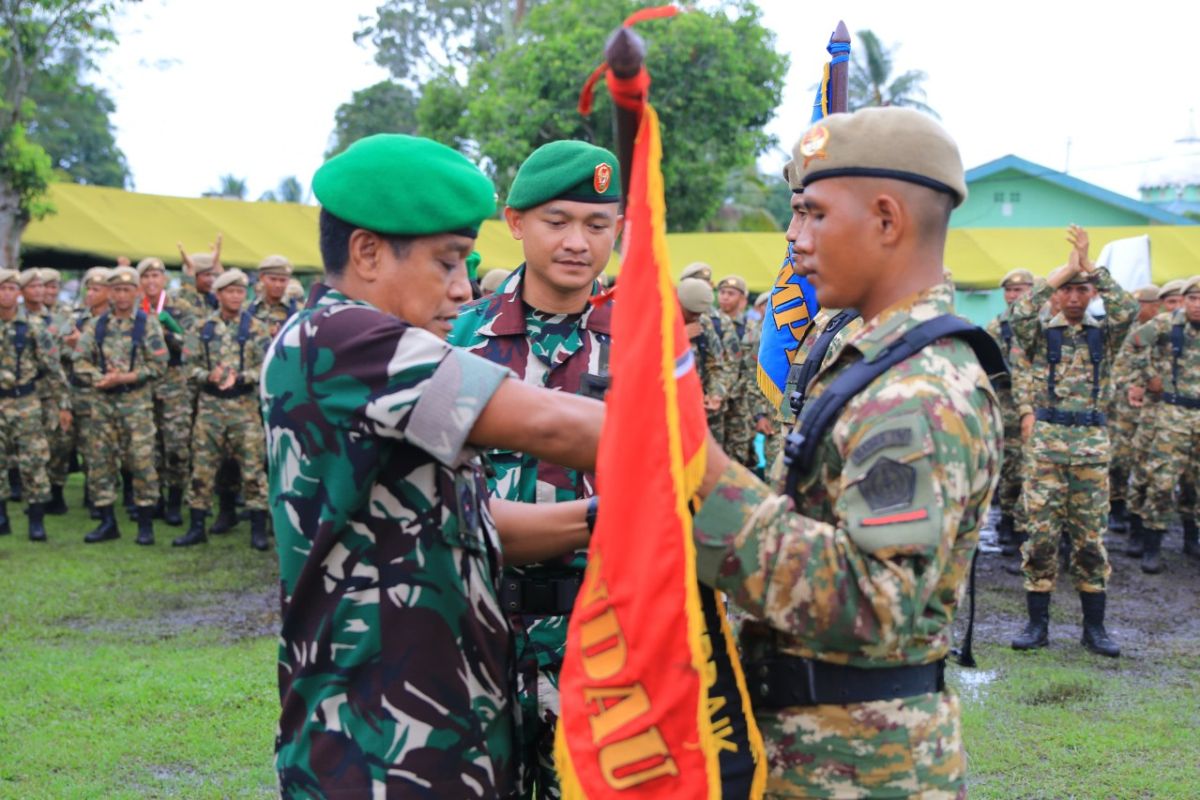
[847,283,954,360]
[1047,312,1100,329]
[482,264,611,337]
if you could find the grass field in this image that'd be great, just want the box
[1,478,1198,798]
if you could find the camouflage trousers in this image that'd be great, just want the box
[42,388,73,486]
[1140,404,1200,530]
[511,611,567,800]
[1021,459,1112,593]
[185,393,266,512]
[153,366,193,490]
[708,407,727,447]
[997,429,1026,529]
[759,690,965,799]
[1107,398,1140,505]
[0,395,50,504]
[87,386,159,507]
[59,386,94,478]
[1127,402,1161,517]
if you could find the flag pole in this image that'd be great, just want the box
[604,26,646,212]
[829,21,850,114]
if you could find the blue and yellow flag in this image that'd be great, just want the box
[756,33,850,408]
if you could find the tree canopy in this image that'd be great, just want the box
[848,29,936,117]
[326,81,420,158]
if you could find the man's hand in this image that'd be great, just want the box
[208,365,227,386]
[1047,248,1082,290]
[59,409,72,432]
[218,369,238,391]
[1128,385,1146,407]
[1147,376,1164,394]
[211,233,223,270]
[684,321,702,340]
[95,366,124,390]
[63,328,81,349]
[1021,413,1034,441]
[754,416,775,435]
[703,394,723,412]
[177,242,194,276]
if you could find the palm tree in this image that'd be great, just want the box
[206,174,248,200]
[848,30,938,118]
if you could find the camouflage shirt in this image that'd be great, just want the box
[169,283,217,333]
[261,283,518,798]
[250,296,299,337]
[448,265,609,576]
[74,311,169,390]
[183,309,271,389]
[1010,269,1138,463]
[1127,309,1200,394]
[0,309,68,405]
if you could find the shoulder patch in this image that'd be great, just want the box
[850,428,913,465]
[857,457,916,512]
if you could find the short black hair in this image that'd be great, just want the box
[318,208,414,276]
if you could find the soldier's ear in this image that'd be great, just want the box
[504,206,525,241]
[346,229,383,283]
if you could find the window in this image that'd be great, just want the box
[993,192,1005,202]
[1009,192,1021,202]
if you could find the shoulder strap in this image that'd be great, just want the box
[13,320,28,378]
[735,319,746,341]
[1000,319,1013,354]
[789,310,860,416]
[1085,325,1104,406]
[201,319,217,370]
[237,311,254,374]
[129,310,147,372]
[95,313,111,374]
[1045,326,1063,406]
[1171,322,1185,393]
[785,315,1007,488]
[711,314,724,342]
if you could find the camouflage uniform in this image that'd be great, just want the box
[707,309,741,444]
[1009,271,1137,594]
[249,296,298,338]
[1107,327,1143,514]
[721,315,762,469]
[449,265,608,800]
[263,284,518,797]
[74,310,169,508]
[39,306,74,491]
[693,283,1002,798]
[694,313,727,442]
[145,293,196,502]
[183,309,271,513]
[986,306,1031,542]
[0,309,67,505]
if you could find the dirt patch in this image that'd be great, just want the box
[63,588,278,643]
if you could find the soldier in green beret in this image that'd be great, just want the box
[262,133,606,797]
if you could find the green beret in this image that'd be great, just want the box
[507,140,620,210]
[466,251,482,281]
[313,134,496,237]
[786,107,967,207]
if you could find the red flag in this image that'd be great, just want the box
[555,92,764,797]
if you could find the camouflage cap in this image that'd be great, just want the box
[1159,278,1187,298]
[1133,284,1161,302]
[717,275,748,295]
[1183,276,1200,296]
[677,278,715,313]
[107,266,139,287]
[190,253,218,274]
[136,257,166,277]
[17,269,43,287]
[786,106,967,207]
[213,268,249,291]
[83,267,112,287]
[479,269,511,294]
[0,268,19,286]
[680,262,714,284]
[257,254,293,276]
[1000,268,1034,288]
[39,268,61,284]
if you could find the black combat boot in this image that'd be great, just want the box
[0,501,10,535]
[135,505,155,546]
[27,503,47,542]
[209,492,239,535]
[1107,499,1129,534]
[249,510,269,552]
[1124,514,1145,557]
[1182,518,1200,559]
[8,467,21,502]
[84,481,100,520]
[46,484,68,515]
[996,513,1014,550]
[84,506,120,543]
[1140,528,1165,574]
[1003,530,1029,575]
[121,470,134,508]
[1011,591,1051,650]
[164,486,184,526]
[1080,592,1120,657]
[172,509,208,547]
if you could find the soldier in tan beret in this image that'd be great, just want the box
[63,267,114,519]
[715,274,760,468]
[478,268,511,296]
[680,261,713,284]
[249,255,297,337]
[175,268,273,550]
[172,236,223,324]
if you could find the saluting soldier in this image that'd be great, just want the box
[0,268,70,541]
[1008,226,1137,657]
[262,134,605,797]
[691,108,1003,798]
[448,140,620,799]
[74,266,169,545]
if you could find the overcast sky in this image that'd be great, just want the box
[97,0,1200,203]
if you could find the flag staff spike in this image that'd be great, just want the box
[604,26,646,212]
[829,21,850,114]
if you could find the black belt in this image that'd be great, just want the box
[0,382,37,399]
[746,655,945,709]
[1035,407,1106,427]
[1163,393,1200,410]
[69,375,88,388]
[500,576,582,616]
[201,384,255,399]
[100,382,147,395]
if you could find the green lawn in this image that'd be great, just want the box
[2,478,1198,798]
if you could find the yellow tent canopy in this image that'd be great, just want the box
[20,183,1200,289]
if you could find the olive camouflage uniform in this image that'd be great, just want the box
[707,309,741,444]
[722,316,762,470]
[694,313,727,443]
[1107,327,1143,510]
[39,307,74,489]
[146,294,196,496]
[249,295,299,338]
[449,266,607,800]
[694,283,1002,798]
[986,306,1031,536]
[1009,270,1138,592]
[183,309,271,513]
[0,309,67,504]
[263,284,518,798]
[74,311,169,507]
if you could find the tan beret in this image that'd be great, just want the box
[107,266,139,287]
[1062,270,1099,286]
[1160,279,1187,298]
[786,106,967,207]
[1000,269,1034,288]
[190,253,218,274]
[0,268,20,286]
[213,268,249,292]
[17,269,43,287]
[136,257,166,277]
[677,278,714,313]
[285,279,305,300]
[717,275,747,295]
[753,291,769,309]
[83,267,112,287]
[257,254,293,276]
[39,268,61,284]
[1183,276,1200,296]
[479,269,511,294]
[680,262,713,284]
[1133,284,1161,302]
